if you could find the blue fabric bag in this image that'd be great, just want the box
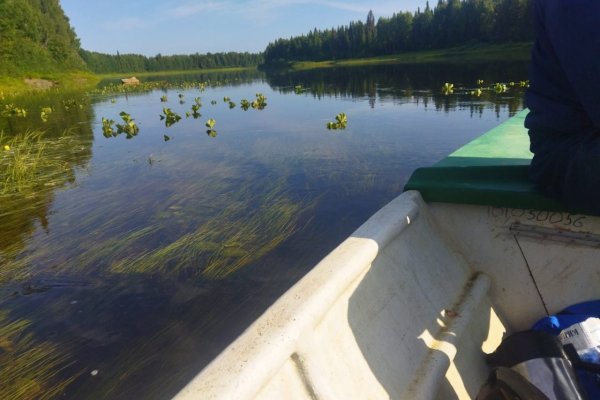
[532,300,600,398]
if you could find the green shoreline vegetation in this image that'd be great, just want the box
[280,42,532,70]
[0,42,531,96]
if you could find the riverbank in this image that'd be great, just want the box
[271,42,532,71]
[0,67,257,97]
[97,66,255,80]
[0,71,100,98]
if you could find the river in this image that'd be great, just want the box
[0,60,528,399]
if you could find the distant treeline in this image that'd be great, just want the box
[263,0,533,64]
[80,50,264,74]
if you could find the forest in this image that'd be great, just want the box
[79,50,264,74]
[0,0,533,78]
[0,0,85,76]
[263,0,533,64]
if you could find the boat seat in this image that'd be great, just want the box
[404,109,589,214]
[404,163,567,212]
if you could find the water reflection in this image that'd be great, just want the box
[266,61,528,115]
[0,62,529,399]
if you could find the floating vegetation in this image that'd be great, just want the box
[101,117,115,137]
[240,99,251,111]
[163,134,171,142]
[228,101,236,109]
[160,108,182,127]
[210,100,217,105]
[251,93,267,110]
[205,119,216,129]
[205,118,217,137]
[223,96,230,102]
[189,98,202,119]
[40,107,53,122]
[115,111,140,138]
[62,99,82,111]
[326,113,348,130]
[494,83,507,93]
[439,79,528,98]
[470,88,483,97]
[442,82,454,95]
[160,95,168,102]
[178,93,185,104]
[294,85,304,94]
[2,104,27,118]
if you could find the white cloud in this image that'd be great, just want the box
[169,1,229,18]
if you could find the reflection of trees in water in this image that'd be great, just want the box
[98,69,266,89]
[265,62,528,116]
[0,94,94,267]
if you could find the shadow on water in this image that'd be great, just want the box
[1,63,528,398]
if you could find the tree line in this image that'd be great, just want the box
[0,0,85,75]
[80,50,264,74]
[263,0,533,64]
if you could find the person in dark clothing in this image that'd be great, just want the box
[525,0,600,213]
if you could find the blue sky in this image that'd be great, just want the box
[60,0,426,56]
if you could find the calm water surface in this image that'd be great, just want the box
[0,62,528,399]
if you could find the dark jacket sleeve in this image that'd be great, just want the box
[525,0,600,134]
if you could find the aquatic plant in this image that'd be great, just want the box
[0,311,81,400]
[163,135,171,142]
[251,93,267,110]
[470,88,483,97]
[326,113,348,130]
[160,108,182,127]
[223,96,231,102]
[294,85,304,94]
[116,111,140,138]
[228,101,236,109]
[442,82,454,95]
[205,119,216,129]
[101,117,116,137]
[1,104,27,118]
[210,100,217,105]
[188,98,202,119]
[107,180,310,280]
[240,99,251,111]
[494,83,507,93]
[477,79,484,86]
[40,107,53,122]
[0,130,75,194]
[160,95,168,102]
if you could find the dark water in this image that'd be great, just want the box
[0,61,528,399]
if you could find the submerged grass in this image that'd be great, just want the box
[0,311,81,400]
[108,179,312,279]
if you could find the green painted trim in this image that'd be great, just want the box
[404,109,579,212]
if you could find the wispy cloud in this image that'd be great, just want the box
[169,1,229,18]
